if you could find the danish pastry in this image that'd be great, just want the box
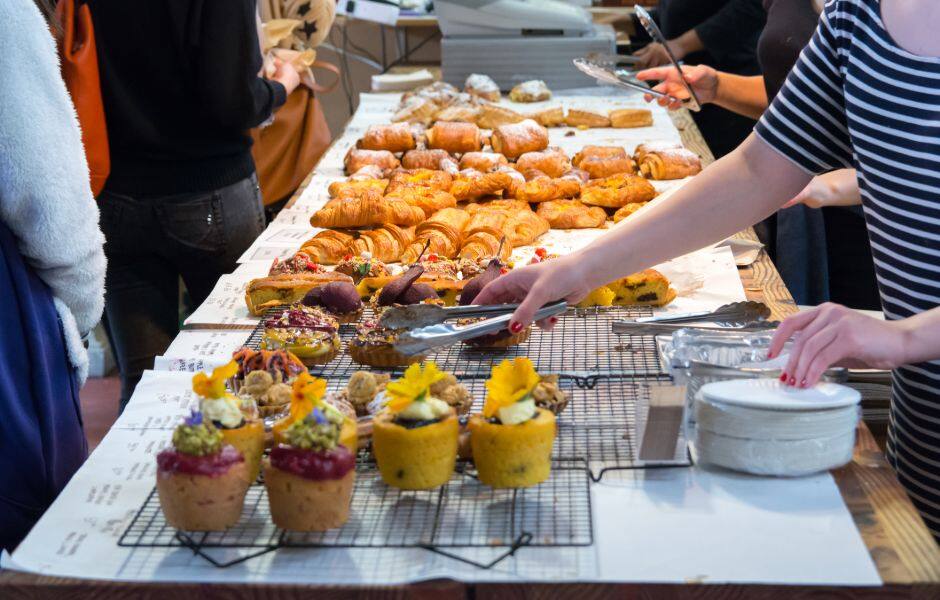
[491,119,549,159]
[572,145,627,166]
[580,173,656,208]
[393,95,438,125]
[449,169,513,201]
[426,121,482,154]
[386,169,453,194]
[536,199,607,229]
[344,148,400,175]
[612,202,647,223]
[508,176,581,203]
[328,178,388,199]
[475,104,524,129]
[434,104,483,124]
[515,147,571,178]
[578,156,636,179]
[358,123,416,153]
[609,108,653,128]
[606,269,676,307]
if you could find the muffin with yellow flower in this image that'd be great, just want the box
[264,402,356,531]
[469,358,556,488]
[156,410,251,531]
[193,362,265,482]
[372,362,459,490]
[272,373,358,453]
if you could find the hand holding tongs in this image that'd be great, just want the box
[391,301,568,356]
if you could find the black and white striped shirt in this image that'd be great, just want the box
[756,0,940,542]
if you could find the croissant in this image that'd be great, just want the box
[536,199,607,229]
[344,148,400,175]
[505,209,550,246]
[310,191,425,228]
[532,106,565,127]
[458,151,508,172]
[508,176,581,203]
[459,226,513,262]
[490,119,548,160]
[300,230,356,265]
[609,108,653,128]
[580,173,657,208]
[358,123,416,153]
[328,178,388,198]
[393,95,439,125]
[346,224,415,263]
[400,208,471,263]
[385,187,457,217]
[449,169,514,201]
[401,149,459,173]
[475,104,524,129]
[386,168,453,193]
[426,121,482,154]
[565,109,610,128]
[636,145,702,180]
[515,147,571,178]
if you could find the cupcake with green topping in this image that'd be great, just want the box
[264,386,356,531]
[372,362,459,490]
[156,410,251,530]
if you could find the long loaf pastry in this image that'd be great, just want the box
[310,191,425,228]
[490,119,549,160]
[426,121,482,154]
[357,123,416,153]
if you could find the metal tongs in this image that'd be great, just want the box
[391,301,568,356]
[612,301,776,335]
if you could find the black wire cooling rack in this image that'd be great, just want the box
[244,305,666,380]
[118,460,592,569]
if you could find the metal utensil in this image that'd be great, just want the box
[630,301,771,327]
[394,301,568,356]
[685,361,849,384]
[612,320,779,336]
[633,5,702,112]
[379,302,555,330]
[572,56,682,103]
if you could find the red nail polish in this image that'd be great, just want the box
[767,350,776,359]
[788,376,796,386]
[800,379,807,388]
[510,322,523,333]
[779,373,787,382]
[549,316,559,324]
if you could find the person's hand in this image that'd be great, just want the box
[474,256,596,332]
[635,64,718,110]
[781,169,862,209]
[768,303,909,388]
[271,58,301,95]
[632,42,672,70]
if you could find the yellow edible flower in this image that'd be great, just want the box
[483,357,540,418]
[385,361,446,413]
[290,372,328,423]
[192,361,238,399]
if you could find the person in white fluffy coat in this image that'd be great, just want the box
[0,0,106,552]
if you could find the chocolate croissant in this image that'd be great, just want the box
[515,147,571,178]
[458,151,508,172]
[490,119,549,160]
[344,148,400,175]
[426,121,482,154]
[401,149,459,173]
[357,123,416,153]
[635,143,702,180]
[310,191,425,228]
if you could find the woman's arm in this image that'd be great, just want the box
[475,134,811,326]
[636,66,768,120]
[0,1,106,334]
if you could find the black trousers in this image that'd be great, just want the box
[99,174,265,408]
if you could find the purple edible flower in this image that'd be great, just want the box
[184,409,203,426]
[309,407,327,425]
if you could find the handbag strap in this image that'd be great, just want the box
[309,60,341,94]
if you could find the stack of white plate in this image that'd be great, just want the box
[693,379,861,477]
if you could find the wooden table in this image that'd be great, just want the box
[3,100,939,600]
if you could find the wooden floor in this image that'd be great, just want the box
[80,376,119,451]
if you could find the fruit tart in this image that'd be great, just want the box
[261,304,341,366]
[469,358,556,488]
[264,376,356,531]
[268,253,327,277]
[194,362,265,482]
[373,362,459,489]
[301,281,364,324]
[272,373,358,452]
[458,257,532,348]
[156,410,250,531]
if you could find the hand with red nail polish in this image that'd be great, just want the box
[509,321,523,334]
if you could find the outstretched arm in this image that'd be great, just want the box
[475,134,811,327]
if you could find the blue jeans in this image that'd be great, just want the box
[99,174,265,408]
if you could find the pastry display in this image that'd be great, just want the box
[635,142,702,180]
[301,281,363,323]
[449,169,514,201]
[401,149,459,173]
[373,362,460,490]
[515,148,571,178]
[344,148,400,175]
[264,375,356,531]
[261,304,341,366]
[300,230,356,265]
[531,106,566,127]
[609,108,653,128]
[464,73,501,102]
[344,224,416,263]
[349,317,426,368]
[400,207,470,263]
[536,199,607,229]
[612,202,647,223]
[458,151,507,172]
[606,269,676,306]
[580,173,657,208]
[491,119,549,159]
[156,410,250,531]
[268,253,327,276]
[468,358,556,488]
[245,271,354,316]
[194,361,265,482]
[358,123,416,153]
[475,103,525,129]
[509,80,551,103]
[426,121,482,154]
[310,191,425,228]
[565,109,610,128]
[334,253,390,283]
[328,177,388,199]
